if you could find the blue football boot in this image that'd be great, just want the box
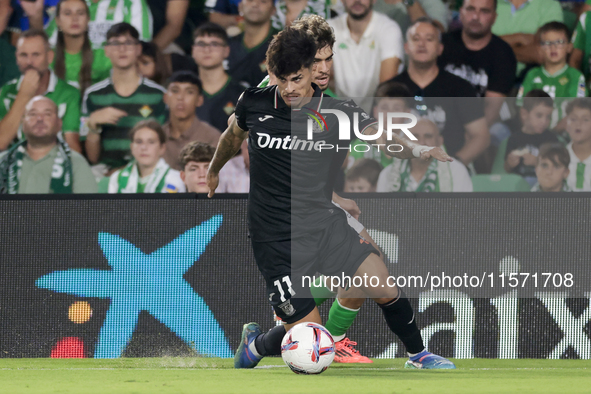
[234,322,263,369]
[404,351,456,369]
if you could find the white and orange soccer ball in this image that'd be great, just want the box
[281,322,335,374]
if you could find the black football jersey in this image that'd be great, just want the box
[235,84,376,242]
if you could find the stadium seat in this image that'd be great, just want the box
[471,174,532,192]
[491,138,509,175]
[97,177,109,193]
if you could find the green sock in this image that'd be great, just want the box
[310,276,337,306]
[324,299,359,341]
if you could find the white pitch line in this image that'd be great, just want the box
[0,367,588,372]
[254,365,287,369]
[465,367,590,371]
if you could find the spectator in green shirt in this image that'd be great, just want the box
[0,96,97,194]
[492,0,563,76]
[518,22,587,129]
[35,0,154,50]
[0,29,81,153]
[82,23,166,175]
[45,0,112,95]
[569,6,591,82]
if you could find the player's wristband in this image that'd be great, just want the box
[412,145,430,158]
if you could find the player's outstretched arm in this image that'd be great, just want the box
[207,119,248,198]
[363,124,453,163]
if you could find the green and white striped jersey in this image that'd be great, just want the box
[517,65,587,127]
[566,142,591,191]
[81,76,166,169]
[46,0,153,50]
[572,11,591,79]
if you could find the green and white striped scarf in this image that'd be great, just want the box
[383,158,453,192]
[0,138,73,194]
[575,162,586,189]
[112,158,170,193]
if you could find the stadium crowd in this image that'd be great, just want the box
[1,0,591,194]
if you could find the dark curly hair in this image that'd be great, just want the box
[266,27,317,78]
[291,14,335,52]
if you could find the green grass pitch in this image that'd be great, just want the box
[1,358,589,393]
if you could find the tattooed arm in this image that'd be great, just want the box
[207,118,248,197]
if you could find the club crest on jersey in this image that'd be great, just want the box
[304,108,328,134]
[278,300,296,317]
[259,61,267,73]
[139,105,153,118]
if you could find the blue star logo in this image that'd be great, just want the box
[36,215,232,359]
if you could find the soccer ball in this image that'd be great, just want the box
[281,322,335,374]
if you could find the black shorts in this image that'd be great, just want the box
[251,216,378,324]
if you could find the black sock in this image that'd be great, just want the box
[254,325,286,357]
[379,292,425,354]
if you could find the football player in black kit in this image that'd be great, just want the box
[260,14,379,364]
[207,26,456,370]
